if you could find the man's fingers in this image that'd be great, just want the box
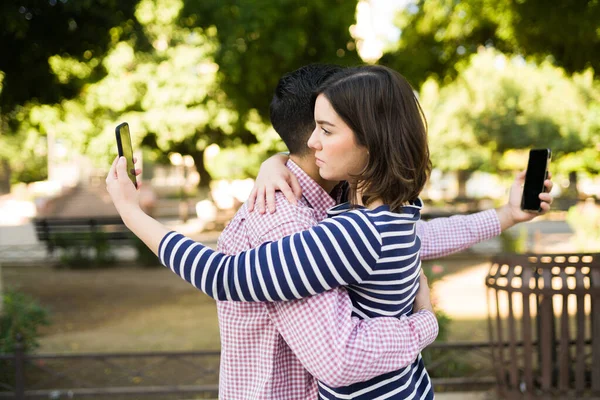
[539,193,553,204]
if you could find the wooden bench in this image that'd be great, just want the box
[33,217,134,255]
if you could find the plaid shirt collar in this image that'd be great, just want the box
[286,159,337,219]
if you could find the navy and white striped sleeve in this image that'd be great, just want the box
[158,210,382,301]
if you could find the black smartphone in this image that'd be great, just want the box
[115,122,138,188]
[521,148,551,212]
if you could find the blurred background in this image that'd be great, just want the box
[0,0,599,398]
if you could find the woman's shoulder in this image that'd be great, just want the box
[325,199,422,223]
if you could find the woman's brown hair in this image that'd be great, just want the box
[314,65,431,212]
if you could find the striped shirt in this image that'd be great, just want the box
[160,199,434,399]
[216,160,437,399]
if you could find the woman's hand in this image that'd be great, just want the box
[106,156,170,256]
[247,153,302,214]
[106,156,142,220]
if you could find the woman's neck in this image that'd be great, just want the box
[353,186,383,210]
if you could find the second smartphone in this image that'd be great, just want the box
[521,148,551,212]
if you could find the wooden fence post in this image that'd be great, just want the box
[14,333,25,400]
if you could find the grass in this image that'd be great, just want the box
[2,265,221,353]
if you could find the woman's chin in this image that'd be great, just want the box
[319,171,343,182]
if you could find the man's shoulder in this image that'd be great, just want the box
[221,192,317,241]
[245,192,315,231]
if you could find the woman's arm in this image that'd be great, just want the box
[107,156,382,302]
[246,153,301,214]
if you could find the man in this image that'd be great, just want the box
[216,64,553,399]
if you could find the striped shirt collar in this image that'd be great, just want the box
[327,197,423,217]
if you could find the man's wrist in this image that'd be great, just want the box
[496,205,517,232]
[409,309,439,349]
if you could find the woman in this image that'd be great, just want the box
[107,65,434,398]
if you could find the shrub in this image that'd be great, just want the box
[499,225,529,254]
[0,289,50,385]
[421,264,476,379]
[133,236,162,267]
[50,231,116,268]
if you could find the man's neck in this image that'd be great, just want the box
[289,154,339,194]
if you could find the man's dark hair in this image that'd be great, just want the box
[270,64,343,156]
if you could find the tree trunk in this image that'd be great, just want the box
[456,170,471,199]
[568,171,579,199]
[191,149,212,199]
[0,159,11,194]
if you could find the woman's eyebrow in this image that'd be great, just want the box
[316,120,336,127]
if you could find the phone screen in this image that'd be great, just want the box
[521,149,550,211]
[115,122,137,188]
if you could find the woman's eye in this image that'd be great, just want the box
[321,128,330,135]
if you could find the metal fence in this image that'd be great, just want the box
[0,338,498,399]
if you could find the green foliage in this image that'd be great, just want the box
[421,263,451,340]
[499,226,529,254]
[381,0,600,87]
[420,264,475,378]
[0,290,50,387]
[51,231,117,268]
[181,0,361,122]
[420,49,600,174]
[132,236,162,267]
[0,289,50,354]
[566,200,600,252]
[0,0,145,113]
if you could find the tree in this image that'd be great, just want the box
[420,49,600,195]
[181,0,362,122]
[380,0,600,88]
[6,0,363,193]
[0,0,147,192]
[0,0,144,112]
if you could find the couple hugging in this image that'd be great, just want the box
[106,64,553,399]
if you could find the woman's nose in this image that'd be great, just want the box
[307,127,320,150]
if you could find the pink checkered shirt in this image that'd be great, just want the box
[216,160,500,399]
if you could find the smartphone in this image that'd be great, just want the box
[521,148,551,212]
[115,122,138,188]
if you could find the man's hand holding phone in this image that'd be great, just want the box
[495,168,554,232]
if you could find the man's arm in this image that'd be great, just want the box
[252,218,438,387]
[416,210,501,260]
[266,285,437,387]
[417,171,553,260]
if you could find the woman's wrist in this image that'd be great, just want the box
[119,205,146,229]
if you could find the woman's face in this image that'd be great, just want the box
[308,94,369,182]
